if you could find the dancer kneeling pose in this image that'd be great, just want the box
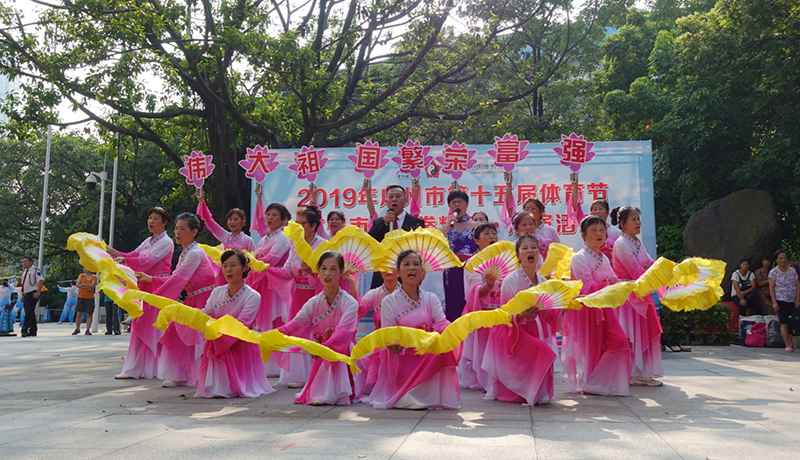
[365,250,461,409]
[278,252,358,405]
[482,235,556,404]
[196,249,275,398]
[562,216,631,396]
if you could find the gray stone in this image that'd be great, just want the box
[683,189,782,292]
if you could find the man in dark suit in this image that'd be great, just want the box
[368,184,424,288]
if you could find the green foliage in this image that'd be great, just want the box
[661,303,734,346]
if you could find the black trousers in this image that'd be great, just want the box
[22,292,38,336]
[105,300,120,334]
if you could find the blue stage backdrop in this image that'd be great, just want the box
[251,140,656,255]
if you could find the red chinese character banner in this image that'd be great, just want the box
[179,150,215,189]
[238,145,279,184]
[487,133,529,172]
[254,141,655,253]
[435,141,477,180]
[553,132,596,173]
[289,145,328,183]
[393,139,432,178]
[348,140,390,178]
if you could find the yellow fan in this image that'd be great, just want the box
[661,258,726,311]
[199,244,269,272]
[464,241,518,279]
[575,257,677,308]
[306,225,385,273]
[538,242,574,279]
[379,227,462,272]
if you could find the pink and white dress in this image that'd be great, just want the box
[196,284,275,398]
[155,242,217,385]
[271,234,326,386]
[355,284,394,397]
[117,232,174,379]
[248,226,292,376]
[534,224,560,260]
[562,247,631,396]
[279,290,358,405]
[602,225,621,262]
[364,289,461,409]
[613,234,663,380]
[457,270,500,390]
[479,269,556,404]
[196,200,255,251]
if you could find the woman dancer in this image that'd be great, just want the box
[196,250,275,398]
[147,213,216,387]
[365,250,461,409]
[592,200,620,260]
[196,189,255,251]
[279,252,358,405]
[613,207,663,386]
[480,235,556,404]
[248,202,293,376]
[355,269,398,397]
[458,223,500,390]
[272,206,327,387]
[562,216,631,396]
[110,207,174,380]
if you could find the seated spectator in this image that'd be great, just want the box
[731,259,758,316]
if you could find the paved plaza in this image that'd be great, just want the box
[1,323,799,459]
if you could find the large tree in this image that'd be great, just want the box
[0,0,604,214]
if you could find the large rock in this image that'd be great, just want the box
[683,189,782,294]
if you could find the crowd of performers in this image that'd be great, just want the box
[106,175,664,407]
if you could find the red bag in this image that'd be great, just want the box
[745,322,767,347]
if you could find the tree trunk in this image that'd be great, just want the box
[205,99,249,219]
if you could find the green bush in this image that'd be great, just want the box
[661,303,734,346]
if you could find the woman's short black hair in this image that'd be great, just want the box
[473,222,498,241]
[176,212,203,235]
[225,208,247,222]
[580,215,606,236]
[317,251,345,272]
[266,203,291,222]
[447,190,469,205]
[221,249,250,278]
[523,198,545,213]
[301,205,322,230]
[591,199,610,213]
[396,249,420,271]
[327,210,345,222]
[147,206,171,225]
[515,234,539,258]
[512,211,534,231]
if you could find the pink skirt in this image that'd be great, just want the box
[365,349,461,409]
[196,337,275,398]
[156,291,211,385]
[119,279,164,379]
[481,317,555,404]
[617,296,663,379]
[562,308,631,396]
[294,358,353,405]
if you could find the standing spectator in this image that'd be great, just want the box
[1,279,13,335]
[754,257,772,310]
[58,282,78,323]
[73,269,97,336]
[768,250,800,352]
[104,293,121,335]
[18,257,44,337]
[731,259,758,316]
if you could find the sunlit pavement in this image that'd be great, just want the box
[1,323,799,459]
